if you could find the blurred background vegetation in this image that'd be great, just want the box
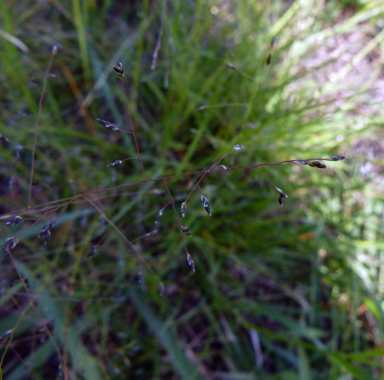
[1,0,384,379]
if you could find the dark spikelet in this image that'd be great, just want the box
[5,216,24,226]
[0,134,11,145]
[58,365,64,380]
[181,226,191,236]
[309,161,327,169]
[155,207,165,224]
[95,118,119,131]
[0,330,13,340]
[266,53,272,65]
[187,253,195,273]
[201,195,211,216]
[138,271,143,285]
[158,283,165,297]
[276,187,288,199]
[145,229,158,237]
[181,202,187,218]
[107,160,123,167]
[113,62,124,80]
[87,246,97,258]
[324,156,346,161]
[278,195,284,206]
[1,237,19,251]
[38,221,55,245]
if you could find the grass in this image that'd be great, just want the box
[0,0,384,379]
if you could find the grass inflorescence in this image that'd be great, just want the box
[0,1,384,379]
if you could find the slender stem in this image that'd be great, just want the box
[28,48,56,208]
[83,195,160,282]
[163,179,190,257]
[4,156,337,218]
[121,80,146,180]
[257,167,278,190]
[184,148,234,204]
[10,347,39,380]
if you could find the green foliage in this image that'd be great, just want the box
[0,0,383,379]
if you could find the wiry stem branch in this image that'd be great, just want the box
[121,80,146,180]
[28,46,57,208]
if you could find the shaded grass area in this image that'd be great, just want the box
[0,0,384,379]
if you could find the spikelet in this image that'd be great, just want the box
[113,62,124,80]
[181,226,191,236]
[95,118,119,131]
[155,207,165,224]
[276,187,288,207]
[308,161,327,169]
[201,195,211,216]
[0,237,19,251]
[107,160,123,167]
[181,202,187,218]
[187,253,195,272]
[87,246,97,258]
[5,216,24,226]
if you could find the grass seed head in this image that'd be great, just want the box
[5,216,24,226]
[1,237,19,251]
[155,207,165,224]
[87,246,97,258]
[187,253,195,272]
[201,195,211,216]
[324,156,346,161]
[95,118,119,131]
[181,226,191,236]
[107,160,123,167]
[309,161,327,169]
[113,62,124,80]
[181,202,187,218]
[276,187,288,198]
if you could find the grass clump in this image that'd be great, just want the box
[1,1,384,379]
